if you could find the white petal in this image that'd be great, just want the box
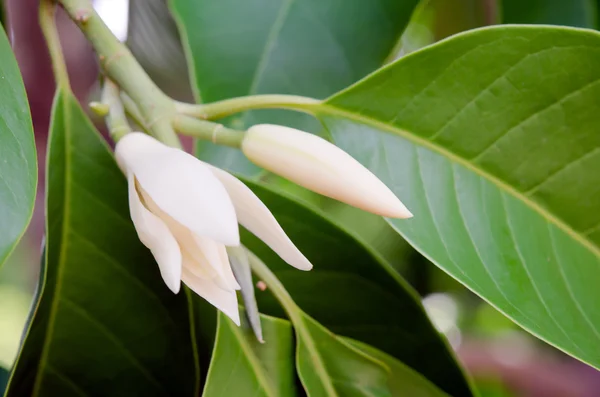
[182,267,240,325]
[241,125,412,219]
[194,237,241,291]
[127,173,182,293]
[159,215,240,291]
[210,166,312,271]
[181,244,217,280]
[116,132,239,245]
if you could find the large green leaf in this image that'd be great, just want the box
[292,310,390,397]
[242,180,472,396]
[500,0,596,27]
[0,366,8,396]
[203,312,297,397]
[345,338,451,397]
[246,252,392,397]
[0,24,36,269]
[6,90,199,396]
[309,25,600,368]
[169,0,419,175]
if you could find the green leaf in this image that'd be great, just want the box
[6,90,199,396]
[169,0,419,175]
[313,25,600,368]
[0,24,36,269]
[0,366,8,396]
[241,180,473,397]
[293,311,390,397]
[203,312,297,397]
[344,338,451,397]
[127,0,192,100]
[247,251,392,397]
[500,0,596,27]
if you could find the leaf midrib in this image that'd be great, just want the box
[246,0,295,97]
[227,319,278,397]
[30,93,174,396]
[313,103,600,258]
[294,315,339,397]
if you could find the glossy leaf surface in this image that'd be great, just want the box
[246,252,392,397]
[312,25,600,368]
[242,180,472,397]
[169,0,419,175]
[0,366,8,395]
[501,0,596,27]
[203,312,296,397]
[345,338,451,397]
[6,91,198,396]
[0,25,36,269]
[293,311,391,397]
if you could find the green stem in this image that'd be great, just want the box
[102,79,131,141]
[246,249,302,324]
[39,0,70,90]
[173,116,246,148]
[176,95,321,120]
[120,92,146,131]
[57,0,181,148]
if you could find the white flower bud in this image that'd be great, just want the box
[241,124,412,218]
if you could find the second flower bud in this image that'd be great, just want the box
[241,124,412,219]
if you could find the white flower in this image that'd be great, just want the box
[241,124,412,218]
[115,132,312,325]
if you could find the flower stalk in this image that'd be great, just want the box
[39,0,70,90]
[101,79,131,141]
[245,249,301,322]
[175,94,321,120]
[57,0,180,148]
[173,115,246,148]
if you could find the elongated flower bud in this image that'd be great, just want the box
[241,124,412,218]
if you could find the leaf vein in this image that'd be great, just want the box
[501,193,588,357]
[547,224,600,342]
[46,365,89,397]
[525,147,600,195]
[414,148,482,289]
[431,46,563,142]
[60,297,169,395]
[451,166,542,329]
[471,77,600,162]
[69,231,180,329]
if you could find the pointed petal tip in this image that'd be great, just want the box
[385,204,413,219]
[166,279,182,294]
[222,302,241,325]
[295,259,313,271]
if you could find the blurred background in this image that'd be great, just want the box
[1,0,600,396]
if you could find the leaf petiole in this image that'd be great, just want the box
[175,95,321,120]
[173,116,246,148]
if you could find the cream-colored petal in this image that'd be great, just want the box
[241,124,412,219]
[127,173,182,293]
[194,237,241,291]
[210,166,313,271]
[116,132,239,245]
[139,190,218,279]
[182,267,240,325]
[154,212,239,291]
[181,244,217,280]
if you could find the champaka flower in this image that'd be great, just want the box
[115,132,312,325]
[241,124,412,218]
